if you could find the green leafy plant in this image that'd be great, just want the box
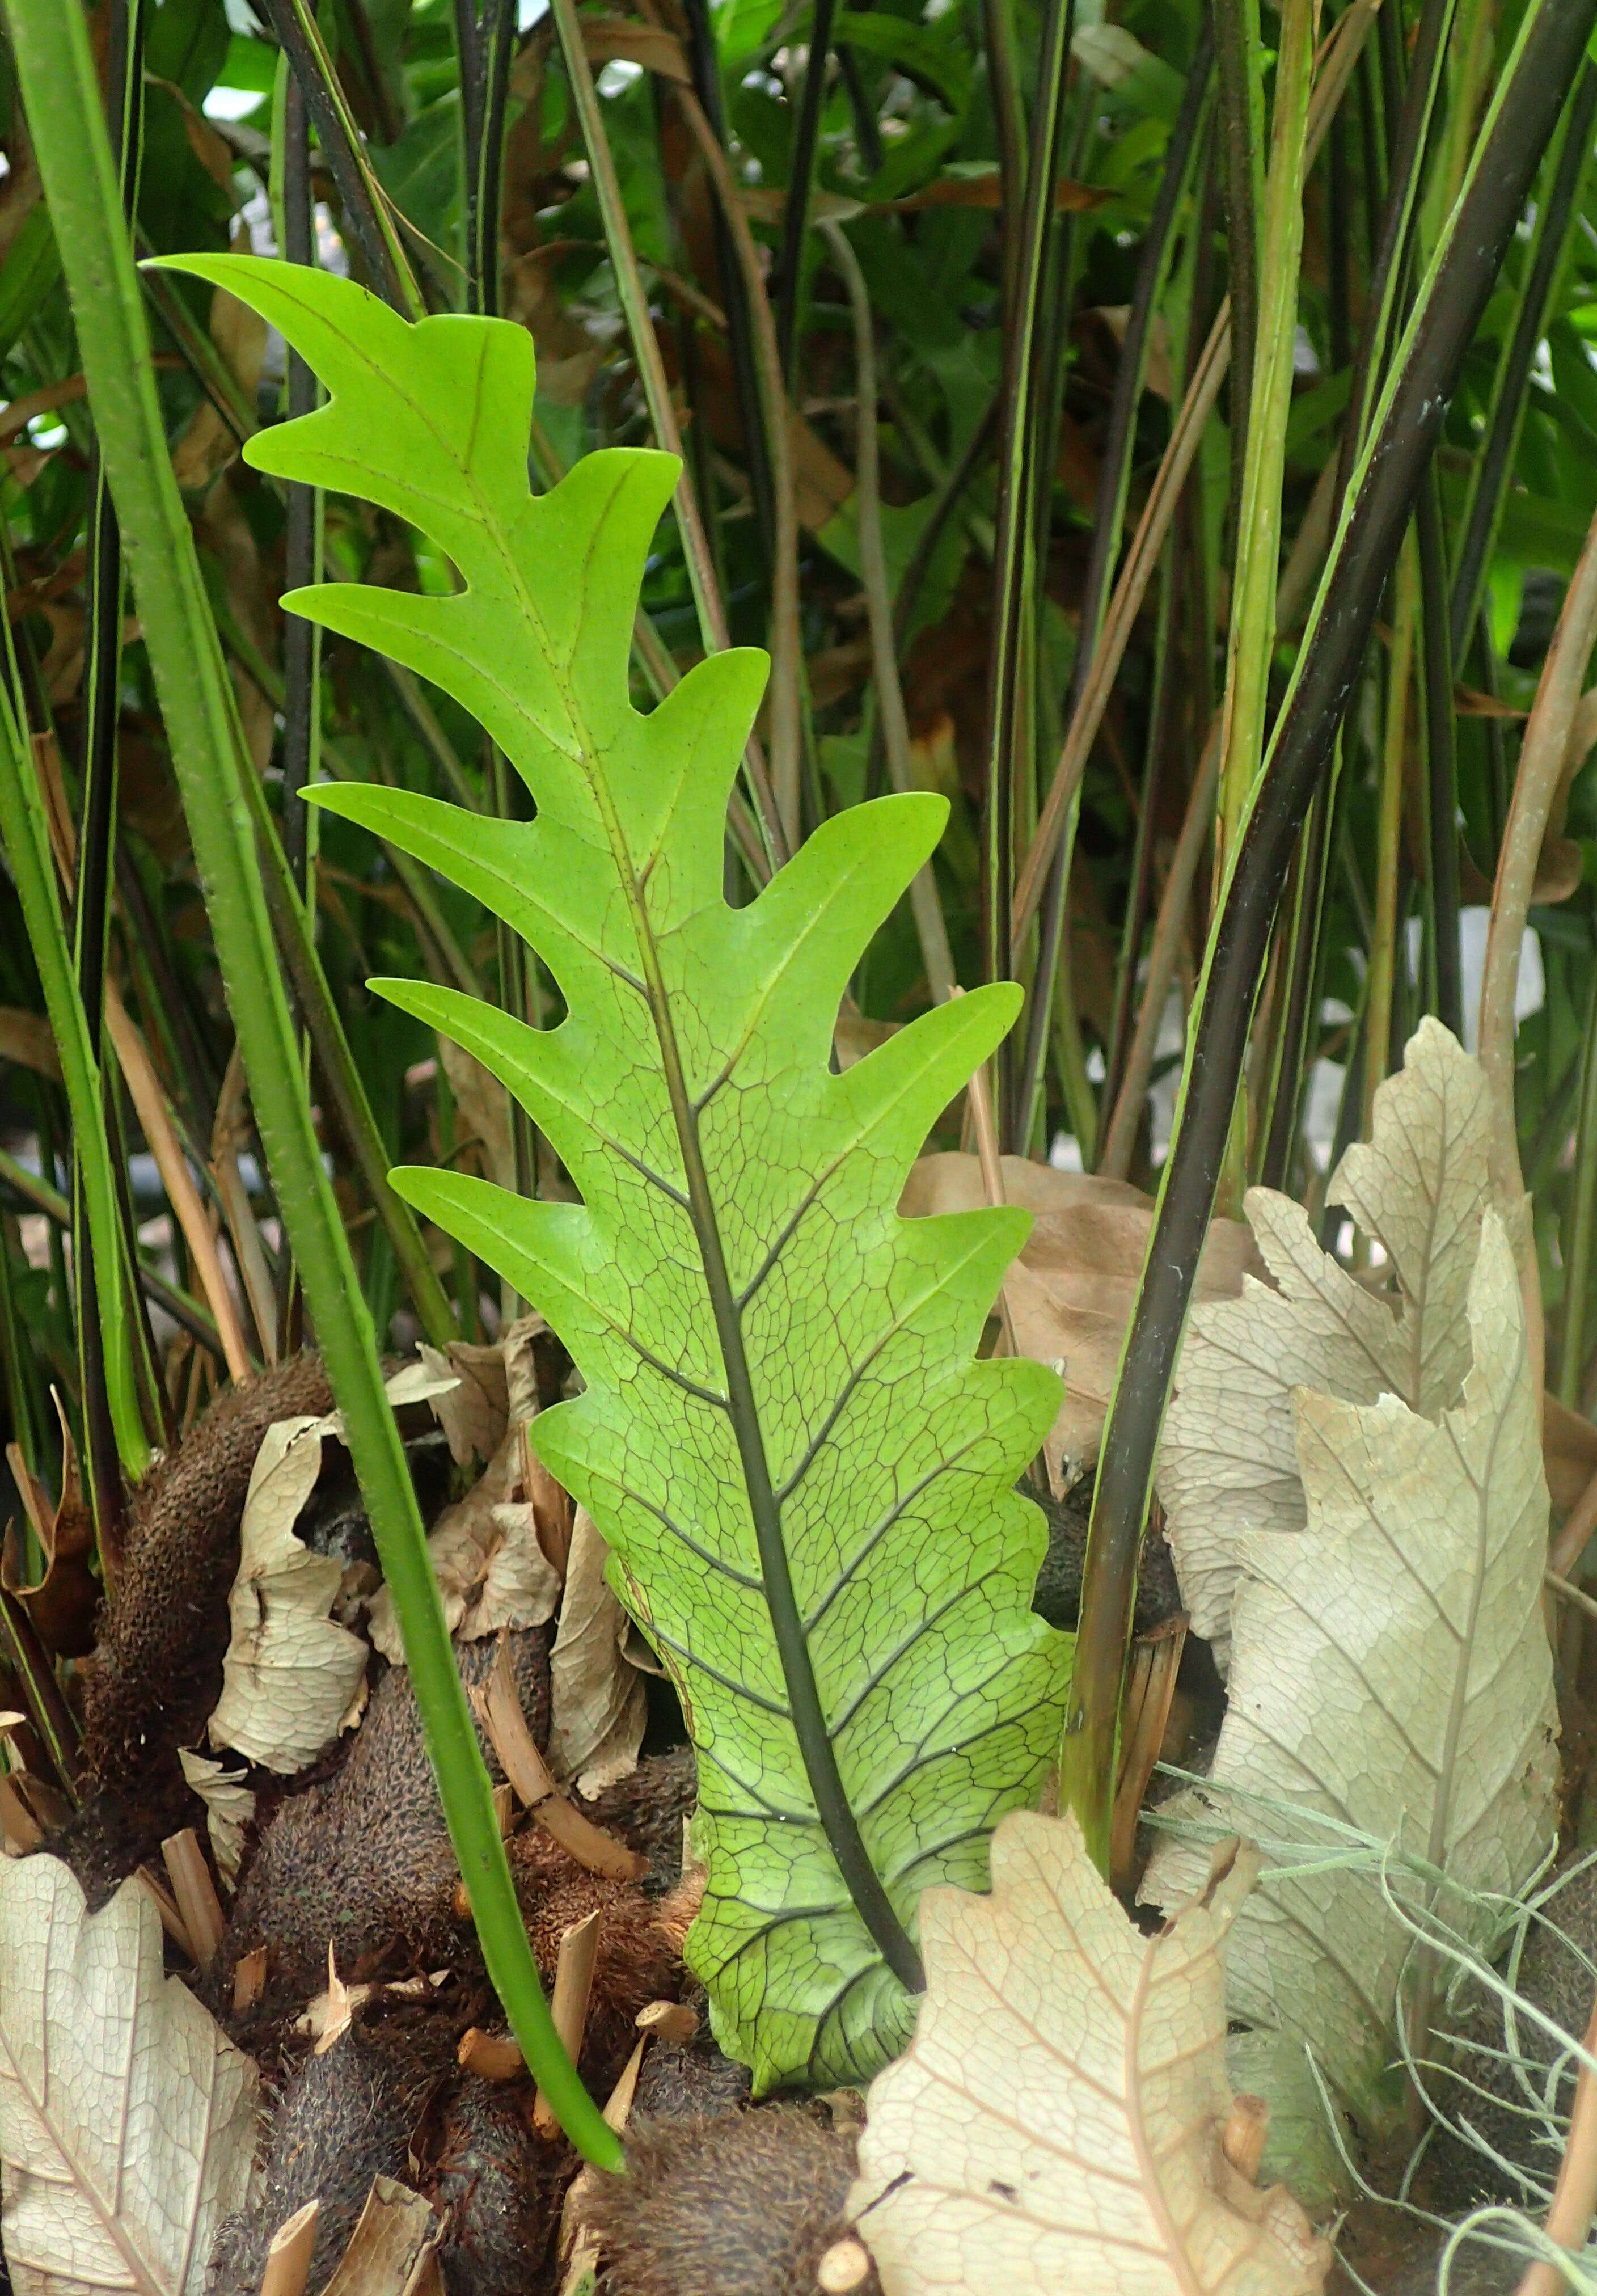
[164,255,1072,2091]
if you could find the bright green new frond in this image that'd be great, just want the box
[168,255,1070,2089]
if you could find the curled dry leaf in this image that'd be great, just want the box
[208,1411,370,1774]
[1142,1212,1558,2139]
[545,1508,647,1799]
[3,1394,98,1658]
[176,1748,255,1890]
[901,1153,1259,1493]
[850,1810,1332,2295]
[0,1855,258,2296]
[319,2177,445,2296]
[370,1322,561,1664]
[416,1339,509,1467]
[1156,1020,1521,1664]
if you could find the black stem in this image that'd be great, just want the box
[1211,0,1259,540]
[775,0,838,383]
[1013,26,1213,1150]
[1066,0,1597,1852]
[280,77,316,902]
[1449,60,1597,655]
[836,40,884,175]
[681,0,778,567]
[979,0,1075,1101]
[257,0,408,313]
[1333,0,1452,504]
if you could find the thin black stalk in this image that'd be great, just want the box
[1013,29,1213,1149]
[1327,77,1351,376]
[76,0,166,1533]
[775,0,838,383]
[1417,465,1462,1036]
[1258,759,1338,1188]
[342,0,403,144]
[457,0,516,316]
[978,0,1075,1097]
[1062,0,1597,1867]
[981,0,1027,320]
[280,77,317,902]
[681,0,777,567]
[1212,0,1260,535]
[1101,554,1176,1128]
[1449,61,1597,654]
[459,0,538,1214]
[256,0,411,314]
[836,40,884,175]
[1476,613,1511,859]
[1334,0,1455,505]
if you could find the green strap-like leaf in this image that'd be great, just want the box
[162,256,1070,2089]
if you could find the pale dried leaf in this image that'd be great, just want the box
[1142,1213,1558,2137]
[370,1324,560,1662]
[1157,1020,1521,1660]
[176,1749,255,1890]
[366,1459,560,1662]
[0,1856,257,2296]
[850,1811,1332,2295]
[418,1340,508,1466]
[208,1414,368,1773]
[320,2177,443,2296]
[545,1508,647,1796]
[902,1154,1258,1492]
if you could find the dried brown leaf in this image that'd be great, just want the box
[177,1748,255,1889]
[1156,1020,1523,1660]
[370,1326,561,1662]
[850,1812,1332,2295]
[0,1856,257,2296]
[1142,1214,1558,2138]
[545,1508,647,1798]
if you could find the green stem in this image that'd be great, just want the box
[7,0,620,2172]
[0,702,148,1483]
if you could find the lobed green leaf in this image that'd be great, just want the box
[163,255,1071,2089]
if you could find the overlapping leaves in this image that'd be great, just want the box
[171,258,1070,2090]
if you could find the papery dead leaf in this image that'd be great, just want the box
[417,1338,509,1466]
[850,1810,1332,2295]
[319,2177,444,2296]
[1142,1212,1558,2139]
[177,1747,255,1890]
[0,1855,257,2296]
[208,1411,369,1773]
[370,1323,560,1662]
[1157,1020,1522,1662]
[544,1508,647,1797]
[901,1153,1259,1492]
[3,1395,97,1657]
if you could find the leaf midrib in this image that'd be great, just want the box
[446,419,928,1998]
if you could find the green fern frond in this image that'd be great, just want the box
[163,257,1070,2089]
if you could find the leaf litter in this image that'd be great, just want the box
[3,997,1592,2296]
